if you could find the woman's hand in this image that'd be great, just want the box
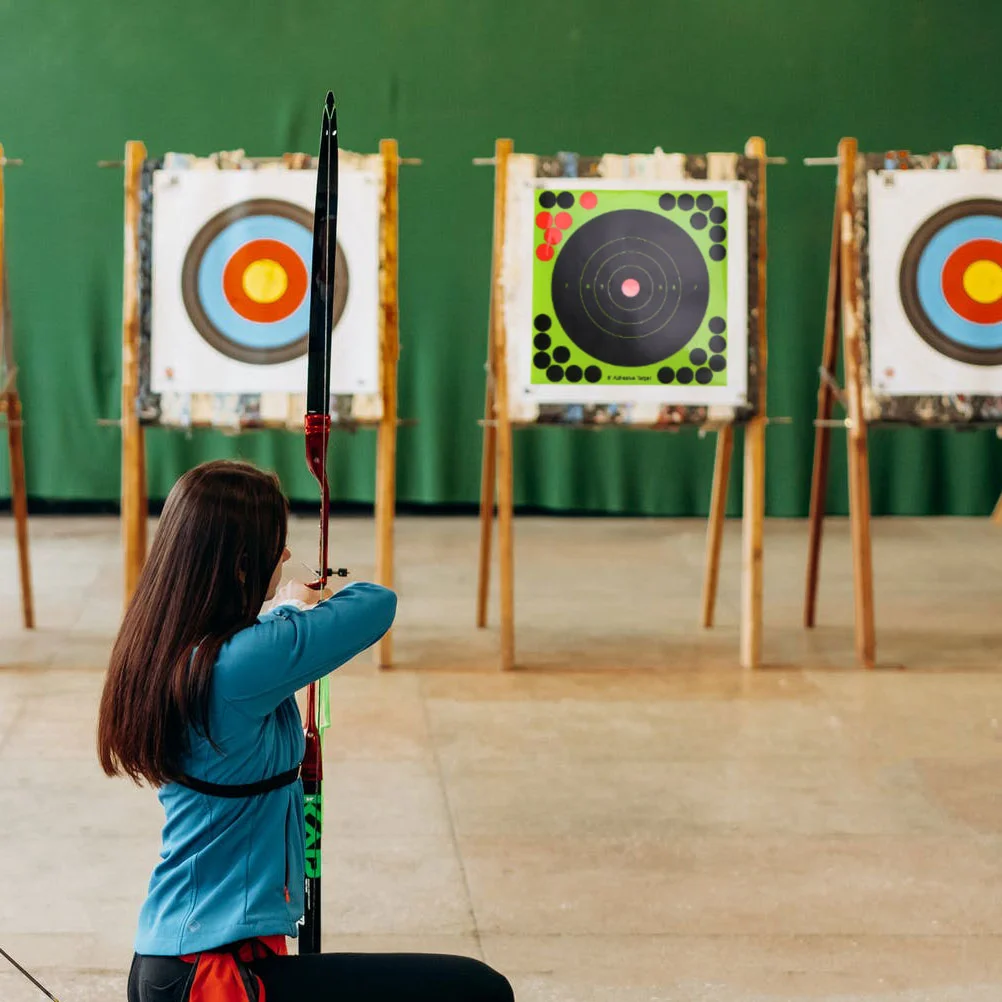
[272,580,333,607]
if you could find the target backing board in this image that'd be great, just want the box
[502,175,748,408]
[868,169,1002,397]
[149,164,380,396]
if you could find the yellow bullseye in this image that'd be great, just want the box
[962,259,1002,305]
[242,259,288,304]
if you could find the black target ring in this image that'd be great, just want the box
[899,197,1002,366]
[180,198,349,365]
[550,209,709,367]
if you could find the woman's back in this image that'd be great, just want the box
[98,460,512,1000]
[136,585,395,955]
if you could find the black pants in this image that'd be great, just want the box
[128,951,514,1002]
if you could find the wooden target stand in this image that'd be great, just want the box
[0,144,34,630]
[117,139,406,667]
[476,137,771,671]
[807,138,1002,667]
[803,138,876,669]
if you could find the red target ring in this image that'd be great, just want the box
[941,238,1002,325]
[222,238,309,324]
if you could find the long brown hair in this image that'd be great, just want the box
[98,460,288,785]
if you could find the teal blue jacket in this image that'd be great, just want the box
[134,582,396,956]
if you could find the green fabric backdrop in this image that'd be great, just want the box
[1,0,1001,515]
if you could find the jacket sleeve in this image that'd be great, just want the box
[213,581,396,717]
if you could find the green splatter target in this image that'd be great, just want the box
[531,188,729,387]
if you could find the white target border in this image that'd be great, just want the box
[150,163,381,396]
[501,165,749,411]
[868,168,1002,397]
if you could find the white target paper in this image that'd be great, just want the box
[150,162,381,395]
[501,158,749,414]
[868,169,1002,397]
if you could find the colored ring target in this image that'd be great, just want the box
[899,198,1002,365]
[181,198,348,365]
[550,208,709,367]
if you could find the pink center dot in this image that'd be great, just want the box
[621,278,641,298]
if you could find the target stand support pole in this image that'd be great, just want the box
[700,424,733,629]
[702,139,770,665]
[802,137,876,669]
[804,153,845,630]
[375,138,401,668]
[476,138,509,633]
[993,426,1002,525]
[0,142,34,629]
[837,137,876,668]
[121,140,149,607]
[475,138,516,670]
[992,490,1002,525]
[738,136,769,670]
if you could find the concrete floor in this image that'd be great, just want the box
[1,514,1002,1001]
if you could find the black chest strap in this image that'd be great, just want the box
[176,764,301,799]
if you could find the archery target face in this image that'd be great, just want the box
[503,176,748,407]
[869,169,1002,396]
[150,165,380,395]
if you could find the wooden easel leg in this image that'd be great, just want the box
[837,137,876,669]
[0,144,33,630]
[740,419,765,669]
[5,393,33,628]
[375,139,400,668]
[701,425,734,628]
[846,418,875,667]
[122,424,147,603]
[992,490,1002,525]
[475,385,497,628]
[496,410,515,670]
[739,136,769,670]
[121,140,148,606]
[477,136,507,632]
[485,139,515,670]
[804,197,843,627]
[375,415,397,667]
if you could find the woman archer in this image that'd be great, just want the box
[98,459,513,1002]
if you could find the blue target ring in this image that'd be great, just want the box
[198,216,312,351]
[181,198,348,365]
[900,198,1002,365]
